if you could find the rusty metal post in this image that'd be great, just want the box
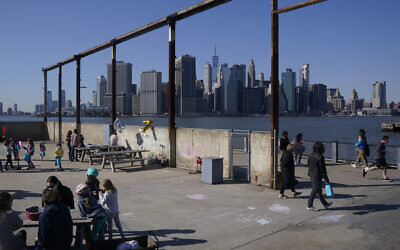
[270,0,279,189]
[58,64,62,144]
[43,69,47,122]
[111,43,117,129]
[168,20,176,168]
[75,56,81,134]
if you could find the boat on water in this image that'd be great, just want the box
[381,121,400,132]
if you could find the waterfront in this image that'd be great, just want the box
[1,115,399,146]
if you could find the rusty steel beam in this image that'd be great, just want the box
[75,56,81,133]
[270,0,279,189]
[43,0,232,72]
[168,21,176,168]
[274,0,327,14]
[111,44,117,128]
[43,69,47,123]
[58,64,62,144]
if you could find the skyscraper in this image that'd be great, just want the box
[217,63,229,112]
[204,63,212,94]
[176,55,196,115]
[96,75,107,107]
[92,91,97,107]
[0,102,3,115]
[61,89,66,108]
[247,59,255,88]
[309,83,327,113]
[47,91,53,112]
[140,70,162,115]
[211,45,219,84]
[105,61,133,115]
[13,104,18,113]
[299,64,310,113]
[224,64,245,114]
[372,81,386,109]
[281,68,296,112]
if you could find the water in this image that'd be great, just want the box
[1,115,399,146]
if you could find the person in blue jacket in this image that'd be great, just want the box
[352,132,368,168]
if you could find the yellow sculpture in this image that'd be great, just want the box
[142,120,154,132]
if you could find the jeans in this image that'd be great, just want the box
[308,179,328,208]
[106,210,125,239]
[294,149,303,163]
[67,144,73,161]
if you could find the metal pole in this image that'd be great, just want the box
[75,56,81,134]
[111,43,117,130]
[58,64,62,144]
[43,69,47,122]
[168,20,176,168]
[270,0,279,189]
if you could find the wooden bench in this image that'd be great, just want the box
[23,217,93,247]
[76,145,125,164]
[99,149,149,172]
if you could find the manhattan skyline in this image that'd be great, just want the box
[1,0,400,112]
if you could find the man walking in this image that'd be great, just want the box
[362,136,391,181]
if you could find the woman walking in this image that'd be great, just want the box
[352,129,368,168]
[279,144,301,198]
[307,142,332,211]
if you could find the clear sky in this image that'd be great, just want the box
[1,0,399,112]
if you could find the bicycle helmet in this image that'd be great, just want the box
[87,167,99,177]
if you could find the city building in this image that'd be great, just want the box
[13,104,17,113]
[212,45,219,84]
[61,89,66,108]
[327,88,345,113]
[372,81,386,109]
[0,102,3,115]
[176,54,196,115]
[139,70,162,116]
[204,63,212,94]
[92,91,97,107]
[132,94,140,115]
[247,59,255,88]
[308,83,327,113]
[348,89,363,111]
[299,64,310,113]
[281,68,296,112]
[224,64,245,114]
[241,87,264,113]
[96,75,107,107]
[66,100,72,109]
[7,108,12,115]
[104,61,133,115]
[47,90,53,112]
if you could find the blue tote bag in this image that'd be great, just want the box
[325,184,334,198]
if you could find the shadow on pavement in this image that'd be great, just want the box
[329,203,400,215]
[296,180,400,189]
[116,164,165,173]
[123,229,207,248]
[2,189,42,200]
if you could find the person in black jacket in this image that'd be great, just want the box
[307,142,332,211]
[36,189,73,250]
[279,131,290,154]
[362,136,391,181]
[42,176,75,209]
[279,143,301,198]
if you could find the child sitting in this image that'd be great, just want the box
[40,142,46,160]
[99,179,125,239]
[54,143,64,171]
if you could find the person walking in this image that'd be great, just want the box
[70,129,81,161]
[66,130,73,161]
[24,138,35,169]
[100,179,125,239]
[54,143,64,171]
[279,144,301,199]
[0,192,27,250]
[292,133,304,166]
[362,136,392,181]
[307,142,332,211]
[4,139,14,170]
[40,142,46,160]
[279,131,290,158]
[352,132,368,168]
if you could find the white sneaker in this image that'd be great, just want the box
[351,164,358,168]
[306,206,319,211]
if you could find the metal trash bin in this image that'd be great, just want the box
[202,157,223,184]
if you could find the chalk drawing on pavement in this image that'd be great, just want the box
[269,204,290,214]
[318,214,344,223]
[247,206,256,210]
[257,219,270,225]
[186,194,205,200]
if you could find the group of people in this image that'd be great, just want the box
[278,128,393,211]
[1,137,35,172]
[0,168,125,250]
[352,129,392,181]
[66,129,85,162]
[279,131,332,211]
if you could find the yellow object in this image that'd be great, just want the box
[55,148,64,157]
[142,120,154,133]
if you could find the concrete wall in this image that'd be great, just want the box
[0,122,48,141]
[176,128,232,178]
[47,122,105,145]
[250,131,271,186]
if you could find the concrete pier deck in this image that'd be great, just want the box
[1,142,399,249]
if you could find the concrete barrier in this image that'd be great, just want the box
[47,122,105,145]
[0,122,48,141]
[250,131,271,186]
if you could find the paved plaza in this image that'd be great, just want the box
[1,142,400,249]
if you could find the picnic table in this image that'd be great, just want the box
[76,145,125,164]
[99,149,150,172]
[23,217,93,247]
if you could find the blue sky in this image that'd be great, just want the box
[1,0,399,112]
